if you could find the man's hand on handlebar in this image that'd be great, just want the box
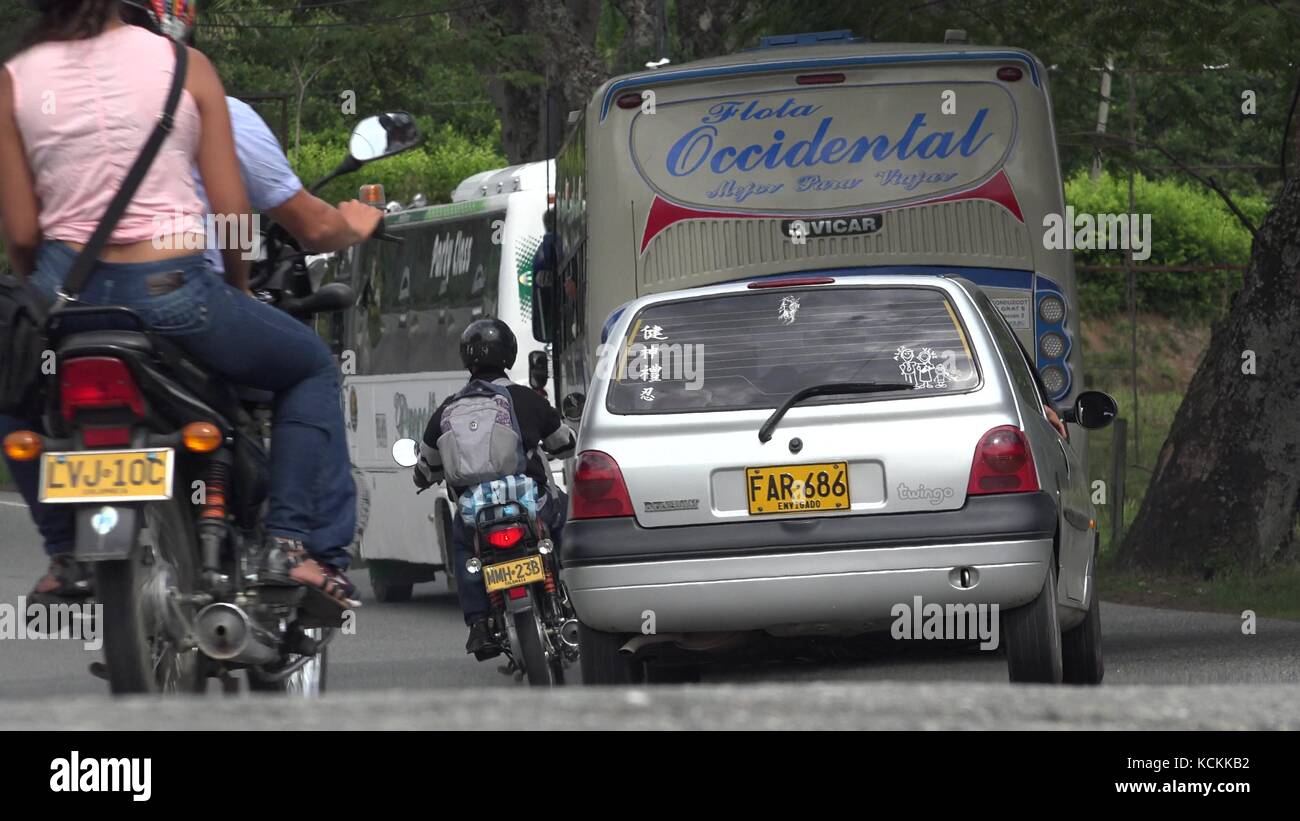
[339,199,384,245]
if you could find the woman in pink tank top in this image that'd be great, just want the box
[0,1,363,628]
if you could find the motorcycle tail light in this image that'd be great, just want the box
[486,524,527,549]
[507,587,528,600]
[60,357,145,422]
[82,426,132,448]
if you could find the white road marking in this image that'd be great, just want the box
[0,500,28,508]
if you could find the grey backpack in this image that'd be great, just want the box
[437,378,528,487]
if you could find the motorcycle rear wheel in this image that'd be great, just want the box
[513,608,561,687]
[95,498,206,695]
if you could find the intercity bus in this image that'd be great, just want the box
[543,31,1080,415]
[318,161,554,600]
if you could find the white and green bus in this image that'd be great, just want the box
[543,31,1080,415]
[319,161,554,600]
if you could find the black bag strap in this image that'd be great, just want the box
[57,40,190,303]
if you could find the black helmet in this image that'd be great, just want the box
[459,318,517,374]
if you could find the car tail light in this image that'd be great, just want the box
[60,358,145,422]
[967,426,1039,495]
[796,72,845,85]
[486,524,527,549]
[570,450,634,519]
[82,426,132,448]
[747,276,836,289]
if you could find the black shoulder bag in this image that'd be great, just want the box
[0,40,189,417]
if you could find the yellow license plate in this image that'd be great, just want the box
[483,554,546,592]
[746,462,850,515]
[39,448,174,504]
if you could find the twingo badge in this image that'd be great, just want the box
[781,214,883,240]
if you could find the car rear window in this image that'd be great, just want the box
[606,285,980,413]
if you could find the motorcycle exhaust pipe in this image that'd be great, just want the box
[558,618,580,650]
[194,602,280,666]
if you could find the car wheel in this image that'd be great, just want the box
[578,621,644,685]
[1062,545,1103,685]
[369,563,414,603]
[1003,560,1063,684]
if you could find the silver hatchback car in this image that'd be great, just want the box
[561,274,1117,685]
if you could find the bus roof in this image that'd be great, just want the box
[451,160,555,203]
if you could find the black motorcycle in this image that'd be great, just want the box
[395,440,578,686]
[21,113,420,695]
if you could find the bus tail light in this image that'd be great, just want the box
[968,426,1039,495]
[570,451,634,519]
[997,66,1023,82]
[616,92,644,109]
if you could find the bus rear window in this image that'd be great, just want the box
[606,286,979,413]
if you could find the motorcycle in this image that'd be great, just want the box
[393,439,579,686]
[10,112,420,695]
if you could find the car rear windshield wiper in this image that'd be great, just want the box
[758,381,916,443]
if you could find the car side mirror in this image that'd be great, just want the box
[529,350,549,391]
[561,392,586,423]
[1059,390,1118,430]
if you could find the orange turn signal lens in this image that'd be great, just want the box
[181,422,223,453]
[3,430,43,462]
[359,183,386,208]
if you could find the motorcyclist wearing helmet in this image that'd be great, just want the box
[413,319,575,656]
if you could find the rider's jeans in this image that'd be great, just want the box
[29,242,356,567]
[452,488,568,625]
[0,412,75,557]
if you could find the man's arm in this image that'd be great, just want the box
[0,68,38,276]
[414,404,446,489]
[268,191,382,253]
[226,97,382,253]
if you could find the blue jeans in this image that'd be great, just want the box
[1,413,74,557]
[28,242,355,566]
[452,488,568,624]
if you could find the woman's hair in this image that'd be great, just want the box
[22,0,122,48]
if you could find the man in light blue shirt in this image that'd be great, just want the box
[196,97,381,273]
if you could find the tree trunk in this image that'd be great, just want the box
[1117,176,1300,573]
[459,0,604,165]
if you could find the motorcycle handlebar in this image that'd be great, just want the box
[277,282,356,318]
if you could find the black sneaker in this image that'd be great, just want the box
[29,554,93,606]
[466,617,501,659]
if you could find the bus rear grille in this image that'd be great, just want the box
[639,200,1032,292]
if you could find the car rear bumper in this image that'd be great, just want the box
[562,493,1056,634]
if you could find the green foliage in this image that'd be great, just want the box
[293,122,507,206]
[1065,171,1271,316]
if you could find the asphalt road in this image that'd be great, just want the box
[1,492,1297,729]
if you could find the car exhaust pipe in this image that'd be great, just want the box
[194,602,280,666]
[558,619,580,649]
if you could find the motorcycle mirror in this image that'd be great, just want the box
[349,112,422,164]
[561,392,585,423]
[392,438,419,468]
[528,350,549,391]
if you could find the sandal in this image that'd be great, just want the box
[30,554,93,605]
